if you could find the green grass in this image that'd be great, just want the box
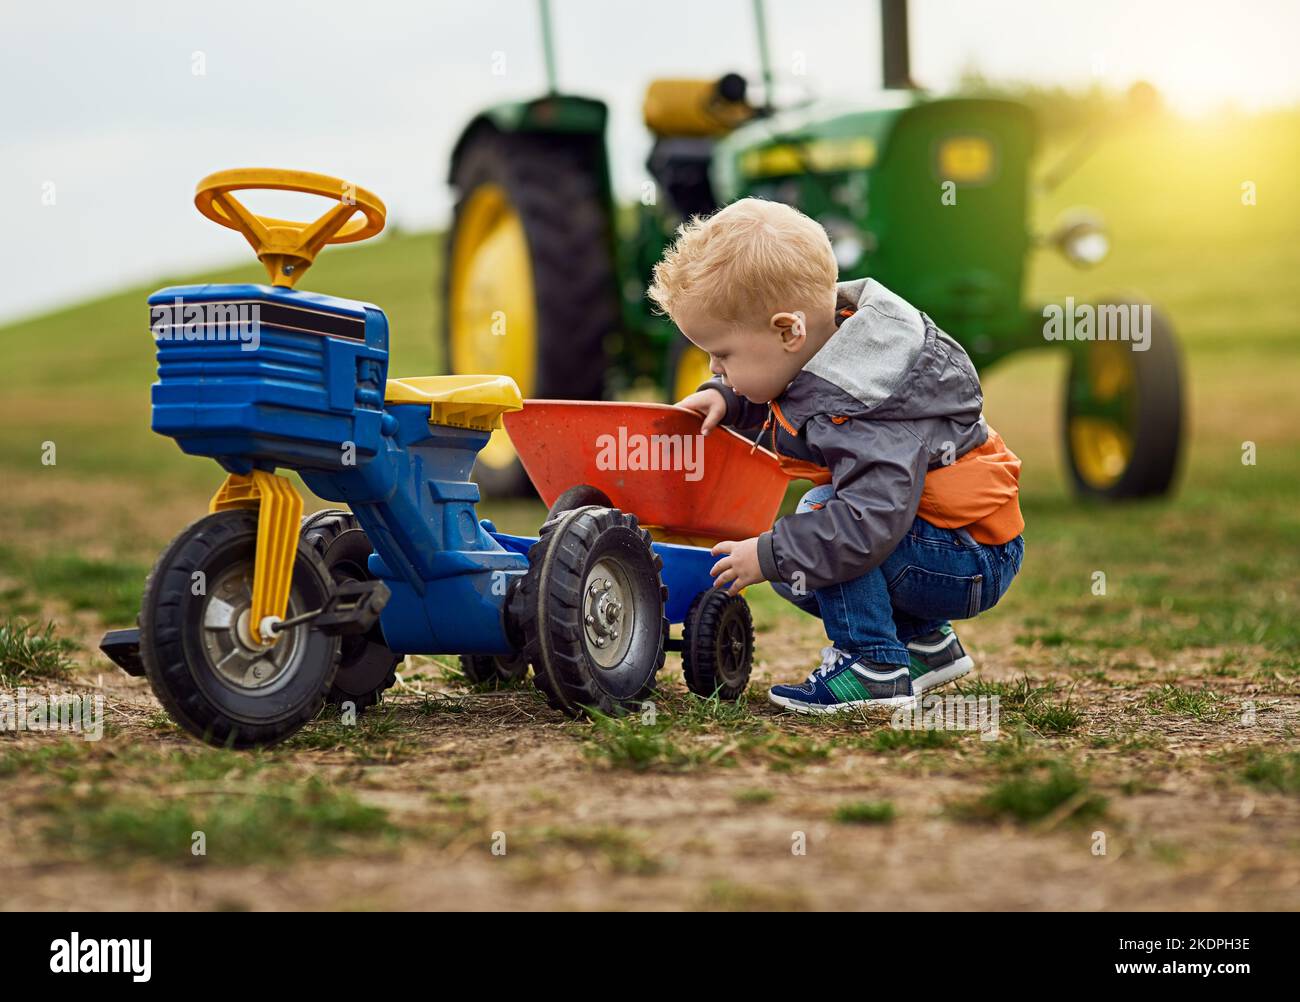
[40,776,395,865]
[3,741,400,864]
[955,676,1084,734]
[0,547,149,627]
[868,726,956,751]
[1241,750,1300,794]
[954,762,1108,826]
[1144,684,1229,722]
[580,701,836,774]
[832,800,896,825]
[0,619,77,685]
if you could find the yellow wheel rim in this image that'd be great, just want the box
[449,183,536,470]
[672,344,714,403]
[1069,341,1136,490]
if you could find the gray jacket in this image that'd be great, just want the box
[702,278,991,591]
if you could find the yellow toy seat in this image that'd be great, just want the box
[384,374,523,431]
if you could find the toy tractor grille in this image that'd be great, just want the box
[149,288,388,472]
[149,299,366,342]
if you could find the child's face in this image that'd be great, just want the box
[674,303,807,404]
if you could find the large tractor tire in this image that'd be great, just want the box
[444,128,619,498]
[1062,301,1184,499]
[668,337,714,405]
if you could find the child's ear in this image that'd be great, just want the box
[771,310,806,350]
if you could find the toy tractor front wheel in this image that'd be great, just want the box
[1063,301,1184,499]
[139,510,341,748]
[511,506,667,717]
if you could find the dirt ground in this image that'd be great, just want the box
[2,472,1297,912]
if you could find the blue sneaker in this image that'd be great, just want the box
[907,624,975,693]
[769,646,915,715]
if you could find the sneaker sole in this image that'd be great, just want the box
[768,691,917,715]
[913,654,975,694]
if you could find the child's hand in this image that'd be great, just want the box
[675,388,727,435]
[710,537,763,594]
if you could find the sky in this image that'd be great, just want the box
[2,0,1297,323]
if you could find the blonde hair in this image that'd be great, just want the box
[647,198,837,327]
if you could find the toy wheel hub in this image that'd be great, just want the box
[583,560,633,669]
[201,563,306,690]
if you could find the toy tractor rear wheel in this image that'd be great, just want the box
[300,509,402,713]
[444,127,618,497]
[1063,301,1184,499]
[459,652,530,688]
[511,506,667,717]
[682,589,754,700]
[138,510,341,749]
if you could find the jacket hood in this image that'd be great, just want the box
[776,278,985,429]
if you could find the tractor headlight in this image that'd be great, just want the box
[1053,211,1110,268]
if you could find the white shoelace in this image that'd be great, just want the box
[812,645,848,680]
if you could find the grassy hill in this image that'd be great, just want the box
[0,231,443,485]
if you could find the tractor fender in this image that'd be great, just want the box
[447,93,612,193]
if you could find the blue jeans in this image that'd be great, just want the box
[772,484,1024,666]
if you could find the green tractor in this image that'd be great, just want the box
[443,0,1183,501]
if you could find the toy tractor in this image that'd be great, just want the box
[444,0,1183,501]
[99,169,772,748]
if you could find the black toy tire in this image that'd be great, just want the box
[459,652,530,687]
[510,506,667,717]
[546,484,613,522]
[139,510,341,749]
[300,509,402,713]
[682,589,754,700]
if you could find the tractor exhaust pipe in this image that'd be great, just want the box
[881,0,914,89]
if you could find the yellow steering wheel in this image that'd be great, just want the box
[194,168,386,288]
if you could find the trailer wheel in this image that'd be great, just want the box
[459,652,530,688]
[682,589,754,700]
[139,510,340,749]
[444,128,618,497]
[300,510,402,713]
[511,506,666,717]
[1063,301,1184,499]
